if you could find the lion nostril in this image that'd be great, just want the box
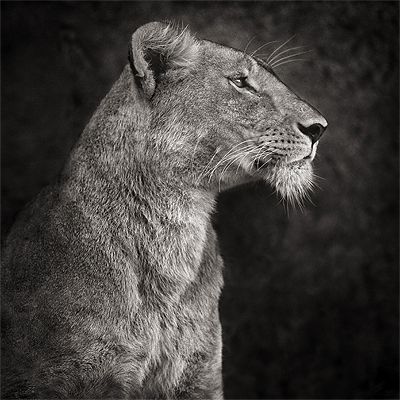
[297,122,326,144]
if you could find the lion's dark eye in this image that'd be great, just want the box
[230,76,247,88]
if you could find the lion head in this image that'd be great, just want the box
[129,22,328,204]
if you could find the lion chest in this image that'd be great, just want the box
[137,295,220,395]
[131,231,224,395]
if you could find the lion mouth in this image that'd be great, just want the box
[252,144,316,172]
[253,155,312,172]
[301,151,316,162]
[253,158,270,170]
[302,143,318,161]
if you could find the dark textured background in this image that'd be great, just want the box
[1,1,398,398]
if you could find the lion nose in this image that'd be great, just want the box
[297,121,327,144]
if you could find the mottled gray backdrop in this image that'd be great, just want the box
[2,1,398,398]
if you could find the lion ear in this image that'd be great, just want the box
[129,22,200,98]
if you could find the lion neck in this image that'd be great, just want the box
[63,66,217,294]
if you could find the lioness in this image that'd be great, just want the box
[2,22,327,398]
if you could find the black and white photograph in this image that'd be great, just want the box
[1,1,398,398]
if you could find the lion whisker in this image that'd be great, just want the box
[197,140,254,184]
[207,143,255,184]
[196,148,220,184]
[207,144,254,181]
[217,147,255,191]
[256,156,273,171]
[219,145,255,177]
[241,146,266,170]
[191,134,206,171]
[250,144,274,171]
[235,150,253,175]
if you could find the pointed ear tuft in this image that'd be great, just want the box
[129,22,200,98]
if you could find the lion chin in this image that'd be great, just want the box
[264,160,314,205]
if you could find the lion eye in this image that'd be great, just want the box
[230,77,247,88]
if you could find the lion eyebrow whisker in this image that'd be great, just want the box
[249,40,280,58]
[266,45,309,65]
[243,36,257,55]
[265,35,296,64]
[270,50,313,67]
[271,58,308,69]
